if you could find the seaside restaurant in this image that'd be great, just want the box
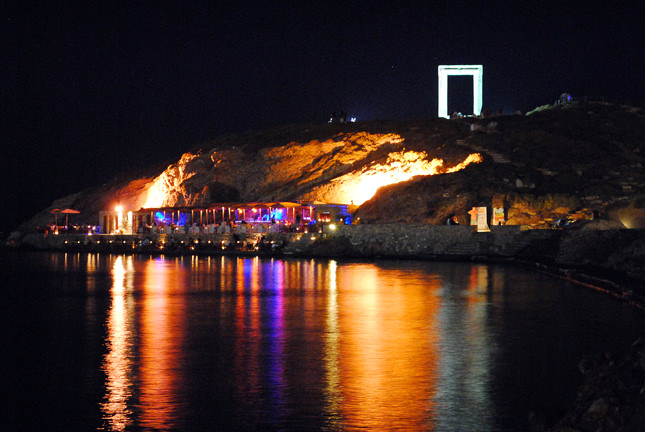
[99,202,351,235]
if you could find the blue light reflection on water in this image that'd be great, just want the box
[1,252,645,431]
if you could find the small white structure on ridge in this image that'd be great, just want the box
[438,65,483,119]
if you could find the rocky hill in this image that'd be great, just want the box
[358,102,645,227]
[13,101,645,234]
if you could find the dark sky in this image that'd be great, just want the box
[1,2,644,233]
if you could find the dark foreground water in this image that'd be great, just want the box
[1,252,644,431]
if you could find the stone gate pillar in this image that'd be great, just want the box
[438,65,483,119]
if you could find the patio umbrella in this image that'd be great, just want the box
[50,209,61,225]
[60,208,80,226]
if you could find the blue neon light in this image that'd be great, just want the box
[153,211,188,226]
[154,211,168,224]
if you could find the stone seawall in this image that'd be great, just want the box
[17,224,644,276]
[291,224,562,260]
[19,224,563,260]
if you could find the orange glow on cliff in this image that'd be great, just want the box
[445,152,484,173]
[143,179,171,209]
[143,153,199,209]
[140,141,482,209]
[309,151,483,205]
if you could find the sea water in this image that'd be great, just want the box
[1,252,644,431]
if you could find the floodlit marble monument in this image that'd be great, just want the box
[438,65,483,119]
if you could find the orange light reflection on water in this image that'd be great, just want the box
[95,256,496,430]
[138,257,187,431]
[333,264,441,430]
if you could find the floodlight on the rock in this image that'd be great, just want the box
[438,65,483,119]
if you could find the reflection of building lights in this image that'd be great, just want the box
[323,260,340,421]
[102,256,133,431]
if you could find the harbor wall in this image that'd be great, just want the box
[20,224,562,261]
[313,224,560,258]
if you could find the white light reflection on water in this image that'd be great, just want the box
[323,260,342,429]
[100,256,135,431]
[435,264,495,431]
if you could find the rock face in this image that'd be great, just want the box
[15,101,645,235]
[545,337,645,432]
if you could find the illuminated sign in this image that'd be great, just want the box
[492,208,505,226]
[477,207,490,232]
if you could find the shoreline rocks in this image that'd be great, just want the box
[539,337,645,432]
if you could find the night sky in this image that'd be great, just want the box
[2,2,644,233]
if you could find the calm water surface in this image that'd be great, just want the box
[1,252,644,431]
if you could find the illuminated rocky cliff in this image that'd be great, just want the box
[16,101,645,232]
[135,130,483,211]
